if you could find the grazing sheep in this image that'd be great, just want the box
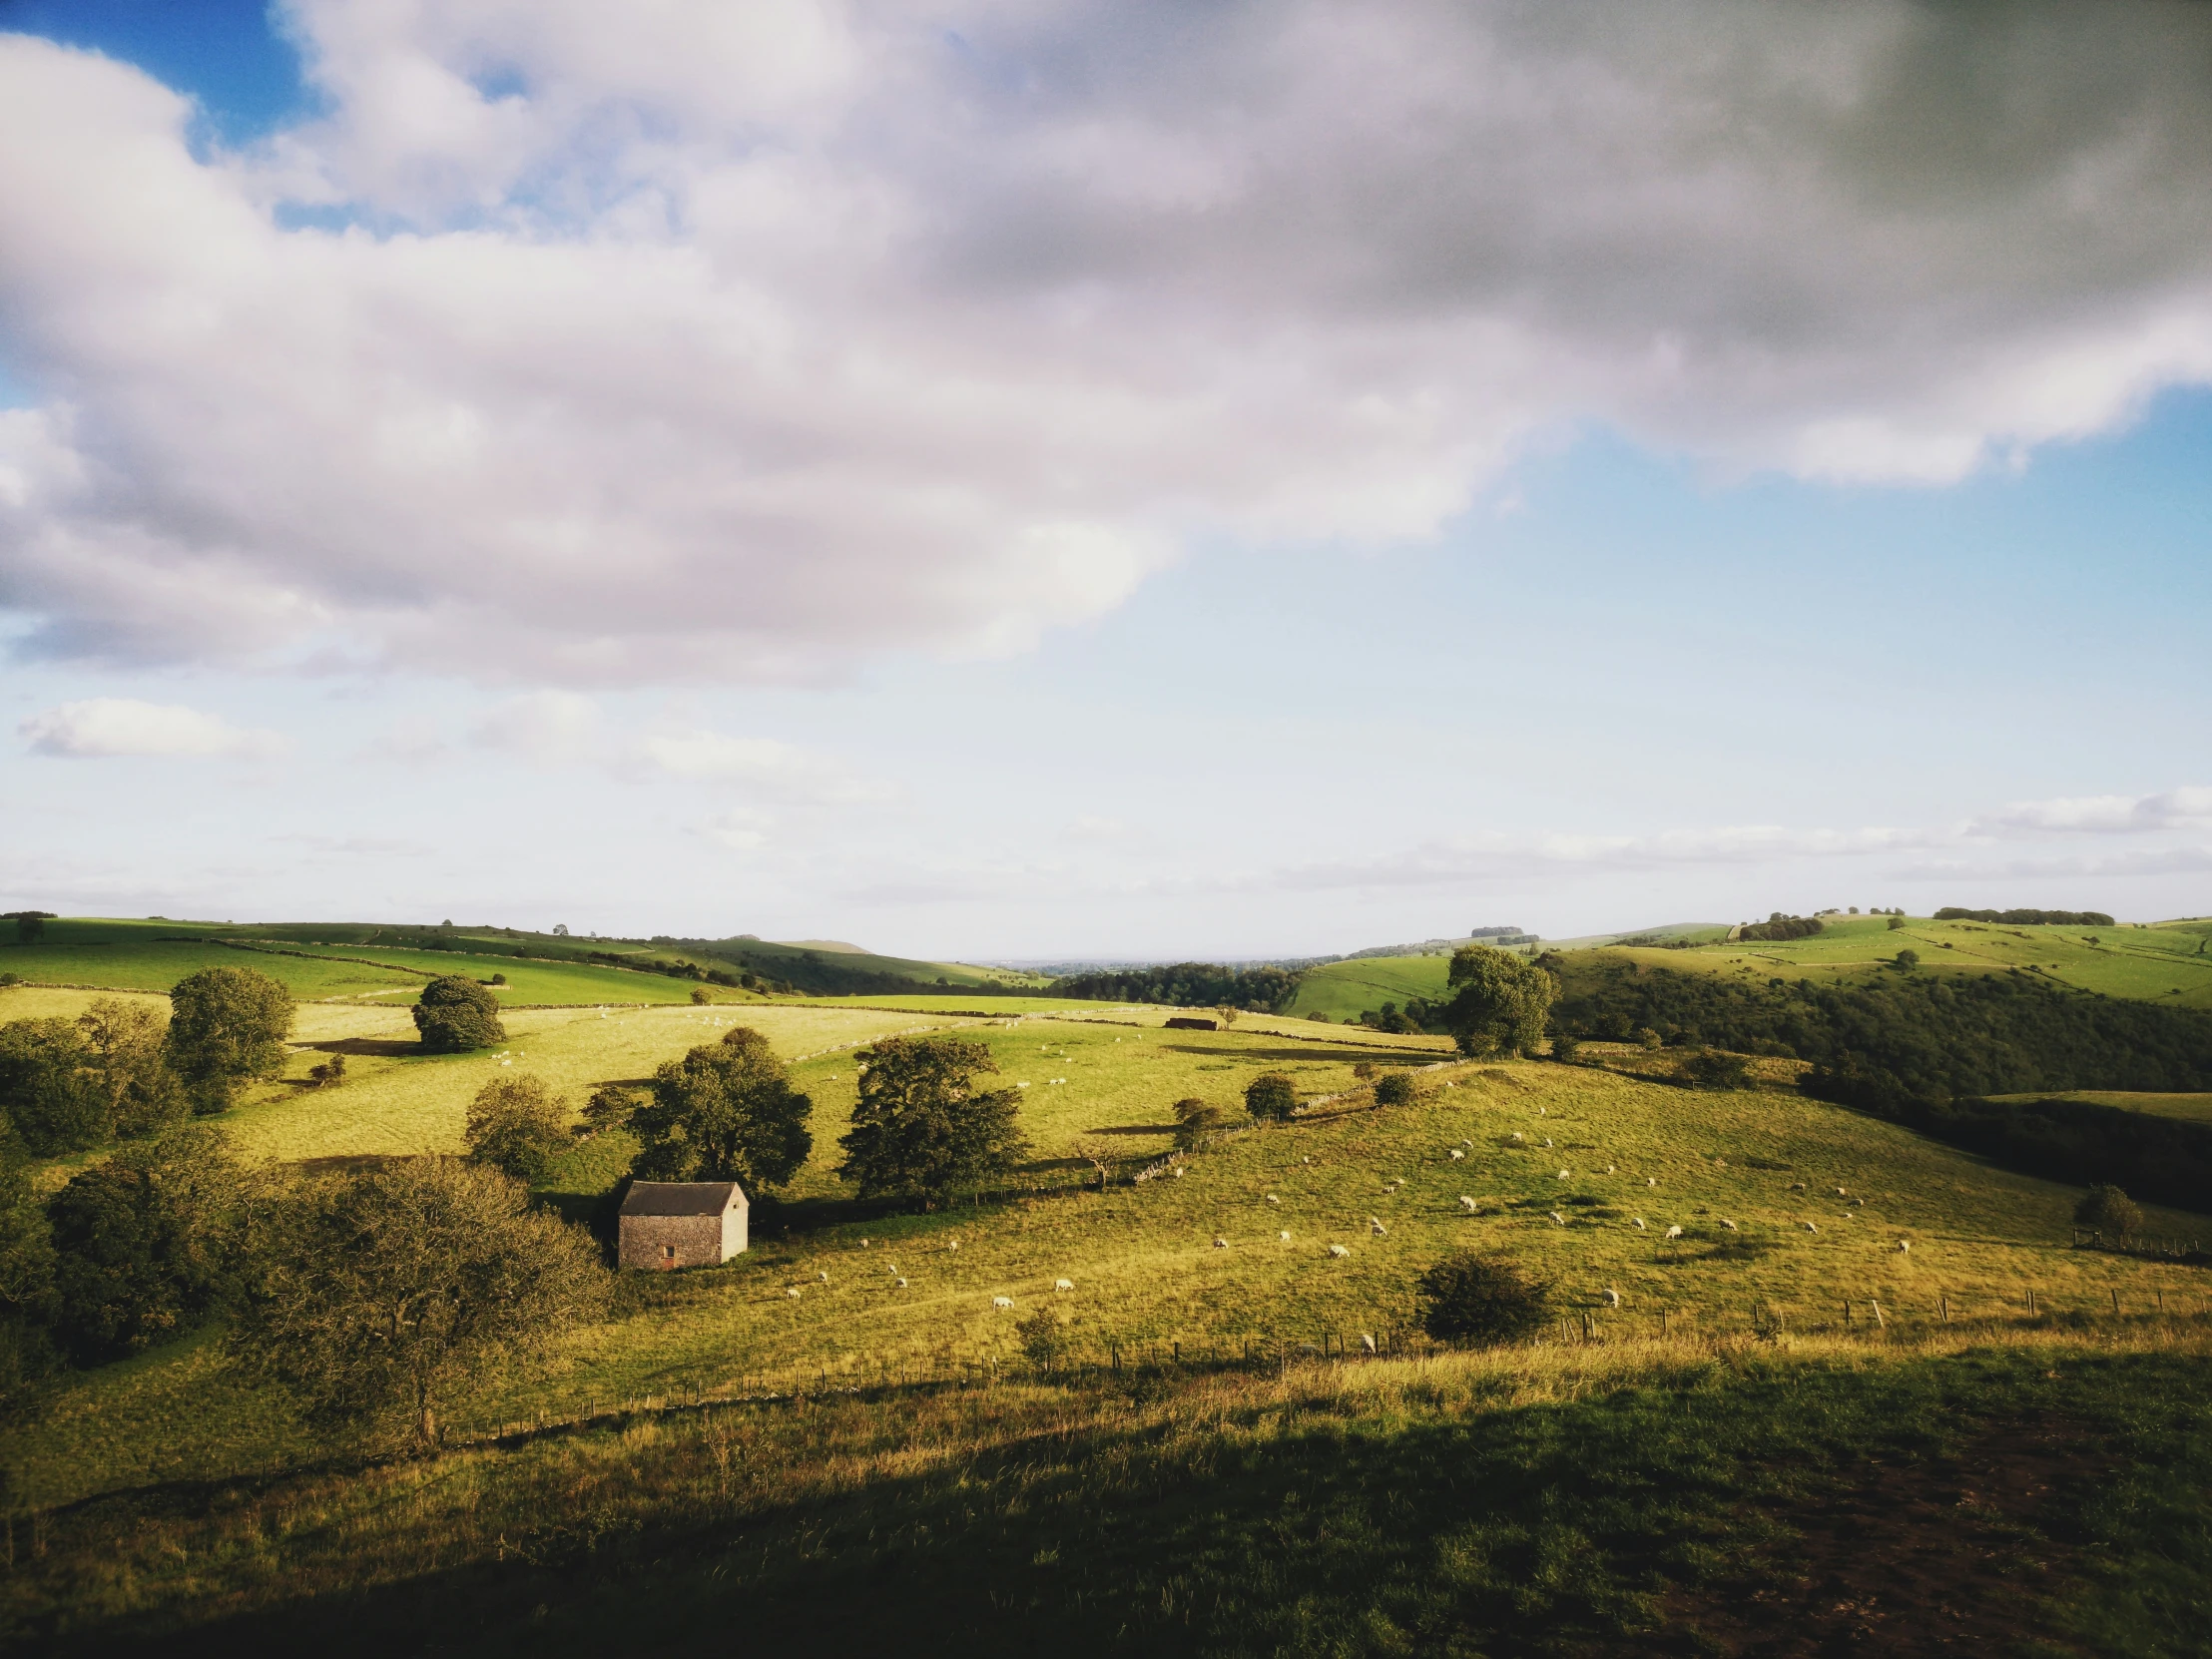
[947,1240,960,1251]
[895,1277,908,1288]
[1604,1165,1615,1175]
[1279,1230,1293,1243]
[1664,1225,1684,1239]
[1789,1182,1806,1191]
[818,1271,830,1283]
[1173,1167,1185,1179]
[1214,1237,1229,1249]
[992,1296,1014,1310]
[1543,1138,1555,1148]
[1834,1186,1847,1196]
[1449,1149,1466,1161]
[1720,1219,1738,1230]
[1459,1196,1479,1213]
[785,1287,802,1299]
[1555,1168,1571,1180]
[1328,1244,1352,1259]
[1460,1139,1473,1148]
[1370,1217,1388,1236]
[1897,1240,1911,1253]
[1549,1212,1568,1226]
[1848,1197,1864,1208]
[1601,1288,1621,1308]
[1647,1178,1657,1188]
[1511,1132,1525,1142]
[1266,1194,1281,1205]
[1631,1217,1647,1230]
[1802,1221,1819,1233]
[1055,1278,1075,1292]
[1362,1333,1378,1353]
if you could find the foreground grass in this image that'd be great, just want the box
[8,1327,2211,1655]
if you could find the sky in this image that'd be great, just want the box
[0,0,2208,961]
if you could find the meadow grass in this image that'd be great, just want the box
[9,1325,2212,1655]
[17,1019,2212,1515]
[1287,953,1453,1019]
[1986,1089,2212,1125]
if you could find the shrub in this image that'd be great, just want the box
[690,986,712,1005]
[1887,915,1907,930]
[1893,949,1922,970]
[1352,1062,1379,1081]
[306,1055,347,1088]
[0,1017,103,1154]
[1549,1033,1581,1061]
[1015,1307,1073,1372]
[1171,1097,1229,1151]
[78,999,185,1138]
[1373,1071,1416,1107]
[166,967,292,1112]
[2075,1184,2143,1238]
[1635,1027,1662,1051]
[1681,1049,1751,1090]
[464,1075,571,1184]
[413,975,507,1053]
[1417,1252,1552,1348]
[1244,1072,1298,1123]
[579,1083,639,1139]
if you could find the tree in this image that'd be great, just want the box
[1373,1071,1416,1107]
[632,1027,813,1189]
[464,1076,570,1184]
[578,1083,639,1140]
[230,1157,605,1448]
[1893,949,1921,971]
[1887,915,1907,930]
[1171,1096,1230,1151]
[1015,1307,1073,1372]
[167,966,293,1112]
[0,1135,59,1415]
[1440,945,1557,1058]
[412,975,506,1053]
[1417,1252,1552,1347]
[836,1036,1027,1205]
[77,998,186,1139]
[47,1125,244,1363]
[0,1017,103,1153]
[690,985,713,1005]
[1549,1033,1582,1061]
[3,911,55,945]
[1244,1071,1298,1123]
[2075,1184,2143,1239]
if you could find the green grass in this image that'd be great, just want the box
[1287,953,1453,1019]
[1613,914,2212,1007]
[10,1332,2212,1655]
[1987,1089,2212,1126]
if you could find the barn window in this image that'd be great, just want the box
[661,1244,676,1262]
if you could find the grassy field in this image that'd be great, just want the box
[1607,913,2212,1008]
[1987,1089,2212,1126]
[13,999,2212,1521]
[1287,953,1454,1019]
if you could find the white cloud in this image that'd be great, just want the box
[18,698,285,760]
[1969,787,2212,836]
[3,8,2212,683]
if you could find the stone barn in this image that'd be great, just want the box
[618,1180,749,1271]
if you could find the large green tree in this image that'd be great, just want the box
[1440,945,1557,1058]
[0,1017,102,1153]
[230,1157,604,1448]
[167,967,293,1112]
[77,998,186,1139]
[464,1075,570,1184]
[0,1133,59,1414]
[46,1125,243,1363]
[412,975,507,1053]
[630,1027,813,1189]
[836,1036,1028,1205]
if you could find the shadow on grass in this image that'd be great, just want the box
[35,1348,2198,1659]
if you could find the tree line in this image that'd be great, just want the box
[1737,912,1824,942]
[1047,962,1306,1011]
[1934,907,2116,926]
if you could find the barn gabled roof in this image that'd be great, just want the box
[620,1180,747,1216]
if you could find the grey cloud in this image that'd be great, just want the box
[1,5,2210,683]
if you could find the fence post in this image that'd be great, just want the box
[2111,1288,2121,1316]
[1871,1299,1884,1329]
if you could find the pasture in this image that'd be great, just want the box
[13,1000,2212,1520]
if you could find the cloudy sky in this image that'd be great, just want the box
[1,0,2208,958]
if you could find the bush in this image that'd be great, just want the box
[413,975,507,1053]
[690,986,712,1005]
[464,1075,570,1184]
[1015,1307,1073,1372]
[1887,915,1907,930]
[2075,1184,2144,1238]
[1244,1072,1298,1123]
[1681,1049,1751,1090]
[1417,1253,1552,1347]
[0,1017,103,1154]
[1373,1071,1416,1107]
[1352,1062,1379,1081]
[1549,1033,1581,1061]
[1171,1097,1229,1151]
[1893,949,1921,970]
[1635,1027,1662,1051]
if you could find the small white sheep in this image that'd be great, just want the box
[1604,1165,1615,1175]
[1647,1178,1657,1188]
[1834,1186,1848,1196]
[1720,1219,1738,1230]
[1173,1167,1185,1179]
[1664,1225,1684,1240]
[1601,1288,1621,1308]
[818,1271,830,1283]
[1555,1168,1571,1180]
[1632,1217,1647,1230]
[1054,1278,1074,1292]
[1802,1221,1819,1233]
[786,1288,802,1299]
[1370,1217,1387,1236]
[1327,1244,1351,1259]
[1214,1237,1229,1249]
[1511,1131,1525,1142]
[1279,1230,1293,1243]
[1459,1196,1478,1214]
[1450,1149,1466,1161]
[1543,1138,1555,1148]
[947,1240,960,1252]
[1361,1333,1378,1353]
[1266,1194,1281,1205]
[1897,1239,1911,1253]
[1460,1139,1473,1149]
[992,1296,1014,1310]
[895,1277,908,1288]
[1550,1211,1568,1226]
